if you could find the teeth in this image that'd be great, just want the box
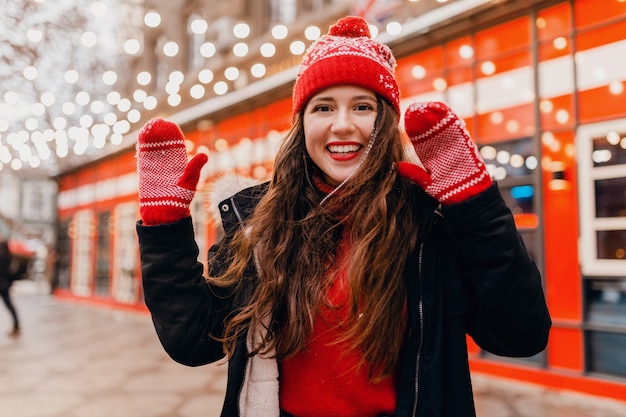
[328,144,360,153]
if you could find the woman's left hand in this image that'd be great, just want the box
[401,101,492,204]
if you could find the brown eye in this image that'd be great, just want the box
[314,105,332,112]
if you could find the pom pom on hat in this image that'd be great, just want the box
[328,16,371,37]
[292,16,400,119]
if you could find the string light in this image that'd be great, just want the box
[0,0,538,175]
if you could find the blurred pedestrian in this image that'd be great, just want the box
[136,15,551,417]
[0,237,20,337]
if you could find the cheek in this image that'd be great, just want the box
[363,118,377,137]
[303,123,323,152]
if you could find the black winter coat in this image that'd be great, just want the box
[137,182,551,417]
[0,240,13,292]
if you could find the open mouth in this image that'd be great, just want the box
[327,144,362,155]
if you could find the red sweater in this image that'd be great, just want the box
[279,252,397,416]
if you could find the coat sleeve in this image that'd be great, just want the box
[440,183,551,357]
[137,216,230,366]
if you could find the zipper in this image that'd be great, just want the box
[230,196,247,417]
[411,240,425,417]
[412,213,437,417]
[230,196,261,274]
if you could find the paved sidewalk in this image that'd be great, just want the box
[1,287,626,417]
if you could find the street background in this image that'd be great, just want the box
[1,281,626,417]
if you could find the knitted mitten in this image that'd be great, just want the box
[401,101,492,205]
[136,118,208,225]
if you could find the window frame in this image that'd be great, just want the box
[577,118,626,276]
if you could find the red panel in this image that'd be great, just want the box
[541,130,581,321]
[216,113,253,145]
[264,97,292,132]
[396,47,445,97]
[574,0,626,30]
[578,84,626,123]
[58,175,76,193]
[538,37,573,61]
[54,289,149,313]
[576,20,626,51]
[466,335,480,356]
[475,102,535,143]
[470,361,626,403]
[477,50,531,75]
[116,151,137,175]
[97,157,117,179]
[475,17,530,59]
[447,66,473,86]
[547,326,584,371]
[445,36,473,67]
[539,94,576,131]
[537,3,572,41]
[463,115,476,139]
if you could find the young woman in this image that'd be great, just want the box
[136,16,551,417]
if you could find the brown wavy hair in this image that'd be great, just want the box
[209,97,422,381]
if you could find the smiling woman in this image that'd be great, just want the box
[136,15,550,417]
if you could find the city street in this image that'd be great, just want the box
[1,283,626,417]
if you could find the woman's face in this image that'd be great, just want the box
[303,85,378,186]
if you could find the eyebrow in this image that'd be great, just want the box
[310,94,377,103]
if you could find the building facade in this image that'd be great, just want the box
[54,0,626,401]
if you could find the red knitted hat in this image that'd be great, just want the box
[292,16,400,119]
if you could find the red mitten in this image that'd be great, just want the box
[136,118,208,225]
[403,101,492,204]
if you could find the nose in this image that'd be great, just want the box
[330,108,356,135]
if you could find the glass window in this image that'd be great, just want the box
[585,279,626,378]
[586,279,626,327]
[480,138,537,179]
[480,138,540,264]
[70,210,94,297]
[95,212,111,296]
[595,178,626,218]
[56,219,71,290]
[593,134,626,167]
[586,330,626,378]
[596,230,626,260]
[113,203,139,303]
[577,120,626,277]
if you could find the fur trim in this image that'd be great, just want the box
[240,319,279,417]
[206,173,261,227]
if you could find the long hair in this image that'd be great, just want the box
[208,97,422,380]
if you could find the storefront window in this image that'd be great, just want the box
[480,138,540,263]
[579,119,626,378]
[585,279,626,377]
[597,230,626,261]
[595,177,626,218]
[578,121,626,276]
[70,209,94,297]
[113,203,139,303]
[593,134,626,168]
[95,212,111,296]
[55,219,71,290]
[586,330,626,378]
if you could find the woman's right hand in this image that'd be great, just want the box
[136,118,208,225]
